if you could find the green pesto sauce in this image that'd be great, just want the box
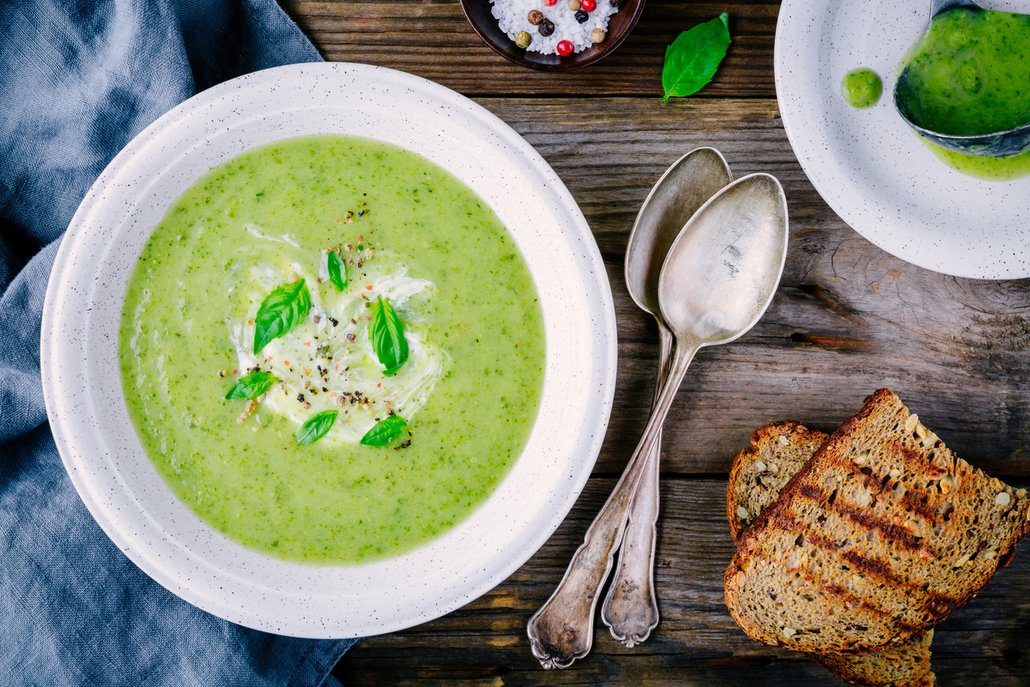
[923,137,1030,180]
[897,8,1030,135]
[841,68,883,109]
[119,135,545,563]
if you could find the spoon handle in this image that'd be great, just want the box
[599,325,673,646]
[527,340,698,669]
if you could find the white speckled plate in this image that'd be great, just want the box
[775,0,1030,279]
[40,63,617,638]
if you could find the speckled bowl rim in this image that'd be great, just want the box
[775,0,1030,280]
[40,63,617,638]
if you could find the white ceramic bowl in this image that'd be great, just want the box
[40,63,617,638]
[776,0,1030,279]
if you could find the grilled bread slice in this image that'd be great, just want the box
[727,422,936,686]
[727,421,828,540]
[815,630,935,687]
[725,389,1030,653]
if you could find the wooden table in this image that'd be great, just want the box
[282,2,1030,684]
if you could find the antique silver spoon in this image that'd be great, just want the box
[527,173,788,669]
[894,0,1030,157]
[601,148,732,647]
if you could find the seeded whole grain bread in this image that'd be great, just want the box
[727,421,828,540]
[727,422,936,686]
[724,389,1030,654]
[814,630,935,687]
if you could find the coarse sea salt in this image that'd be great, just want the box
[490,0,619,55]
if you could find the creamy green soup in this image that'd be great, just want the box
[897,7,1030,136]
[841,68,882,109]
[120,135,545,563]
[922,138,1030,180]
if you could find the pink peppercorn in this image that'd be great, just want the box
[581,0,596,10]
[556,40,574,56]
[543,0,557,5]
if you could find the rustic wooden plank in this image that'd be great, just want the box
[466,97,1030,479]
[283,4,1030,681]
[281,0,778,97]
[334,478,1030,685]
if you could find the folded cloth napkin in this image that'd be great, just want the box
[0,1,356,684]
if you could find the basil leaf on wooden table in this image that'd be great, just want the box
[224,371,278,400]
[296,409,338,445]
[253,279,312,353]
[327,250,348,291]
[360,415,408,447]
[661,12,732,103]
[368,295,409,375]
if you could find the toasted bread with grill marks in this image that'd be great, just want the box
[725,389,1030,654]
[727,421,828,540]
[727,422,936,686]
[814,629,935,687]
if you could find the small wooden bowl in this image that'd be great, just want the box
[459,0,646,71]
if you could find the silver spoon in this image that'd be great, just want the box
[527,173,788,669]
[894,0,1030,157]
[601,148,732,647]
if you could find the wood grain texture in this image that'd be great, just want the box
[281,1,1030,683]
[468,97,1030,480]
[281,0,777,97]
[336,479,1030,685]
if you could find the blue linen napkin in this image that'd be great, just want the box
[0,1,356,684]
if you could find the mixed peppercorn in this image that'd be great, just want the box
[508,0,619,55]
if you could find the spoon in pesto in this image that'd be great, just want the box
[527,173,787,669]
[601,148,731,648]
[894,0,1030,156]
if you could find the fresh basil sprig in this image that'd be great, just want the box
[327,251,348,291]
[661,12,731,103]
[253,279,311,353]
[368,295,408,376]
[296,409,338,445]
[224,371,278,400]
[360,415,408,447]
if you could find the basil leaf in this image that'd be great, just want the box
[368,295,408,376]
[224,371,278,400]
[360,415,408,447]
[253,279,311,353]
[296,409,338,445]
[327,251,348,291]
[661,13,731,103]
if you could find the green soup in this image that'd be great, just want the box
[897,7,1030,136]
[841,68,883,109]
[120,135,545,563]
[923,138,1030,180]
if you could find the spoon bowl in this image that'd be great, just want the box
[658,173,788,347]
[527,168,787,670]
[625,149,733,316]
[601,148,732,647]
[893,0,1030,157]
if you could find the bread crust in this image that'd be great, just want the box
[813,629,935,687]
[726,421,937,686]
[726,420,827,540]
[725,389,1030,654]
